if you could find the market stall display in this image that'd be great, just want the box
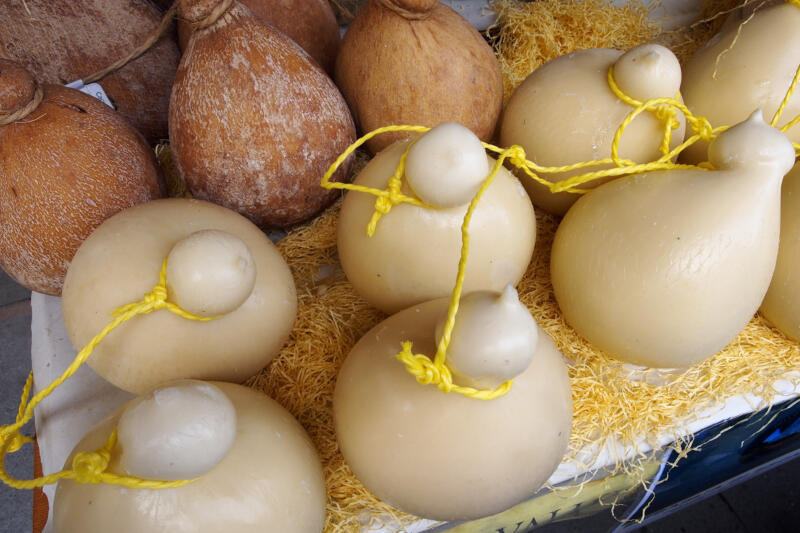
[0,1,798,532]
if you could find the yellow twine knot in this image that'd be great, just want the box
[367,195,396,237]
[0,426,30,454]
[112,261,217,322]
[367,174,410,236]
[72,449,111,484]
[505,144,530,170]
[654,104,679,126]
[141,284,168,309]
[655,104,681,155]
[3,430,30,454]
[692,115,717,142]
[0,372,35,455]
[395,342,512,399]
[111,264,171,317]
[365,143,429,236]
[373,195,393,215]
[396,342,452,389]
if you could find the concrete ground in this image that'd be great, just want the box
[1,271,34,533]
[1,269,798,533]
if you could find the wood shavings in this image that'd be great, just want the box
[489,0,659,102]
[489,0,765,101]
[155,142,191,199]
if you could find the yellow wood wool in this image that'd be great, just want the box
[489,0,756,102]
[155,143,191,199]
[489,0,659,102]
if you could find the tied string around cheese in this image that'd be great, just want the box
[320,64,800,401]
[606,65,683,159]
[321,128,516,400]
[0,84,43,126]
[393,144,522,401]
[0,260,218,491]
[322,124,682,401]
[321,124,433,237]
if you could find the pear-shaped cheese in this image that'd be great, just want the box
[338,127,536,314]
[761,163,800,342]
[335,0,503,154]
[500,44,686,215]
[170,0,355,228]
[681,2,800,163]
[62,198,297,394]
[0,60,164,296]
[334,295,572,521]
[54,382,326,533]
[551,111,795,368]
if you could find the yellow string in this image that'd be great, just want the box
[772,63,800,128]
[607,65,682,160]
[395,148,524,400]
[320,124,433,236]
[319,119,709,399]
[0,260,217,490]
[321,58,800,401]
[772,61,800,153]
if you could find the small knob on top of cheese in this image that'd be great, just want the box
[613,44,682,102]
[166,229,256,317]
[117,380,237,481]
[405,122,490,208]
[708,109,796,174]
[435,285,538,389]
